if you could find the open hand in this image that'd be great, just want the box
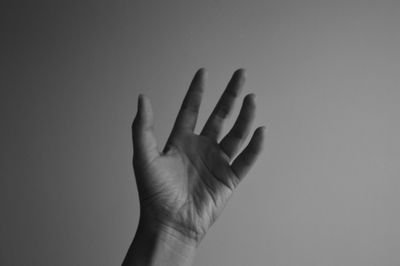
[131,68,265,246]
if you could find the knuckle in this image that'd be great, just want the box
[231,129,245,140]
[216,105,230,118]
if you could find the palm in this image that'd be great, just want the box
[132,69,264,243]
[137,133,235,241]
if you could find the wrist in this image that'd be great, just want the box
[138,205,205,246]
[137,215,199,248]
[123,215,197,266]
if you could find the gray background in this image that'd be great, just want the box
[2,1,400,265]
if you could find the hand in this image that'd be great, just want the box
[131,68,265,246]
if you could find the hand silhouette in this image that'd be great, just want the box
[131,68,265,246]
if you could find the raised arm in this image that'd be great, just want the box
[122,69,265,266]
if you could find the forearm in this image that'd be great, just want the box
[122,216,197,266]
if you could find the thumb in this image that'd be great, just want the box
[132,94,159,165]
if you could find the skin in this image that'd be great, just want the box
[123,68,265,266]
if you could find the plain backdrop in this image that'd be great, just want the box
[2,1,400,265]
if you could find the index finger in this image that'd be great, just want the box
[165,68,206,147]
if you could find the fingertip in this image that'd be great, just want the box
[134,94,144,123]
[142,94,153,112]
[136,94,154,126]
[132,94,144,132]
[231,68,246,88]
[244,93,256,103]
[137,93,143,107]
[198,67,206,73]
[241,94,256,114]
[197,68,208,78]
[192,68,207,90]
[235,68,247,80]
[255,126,266,138]
[255,126,266,148]
[138,93,150,110]
[140,93,150,100]
[258,125,266,133]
